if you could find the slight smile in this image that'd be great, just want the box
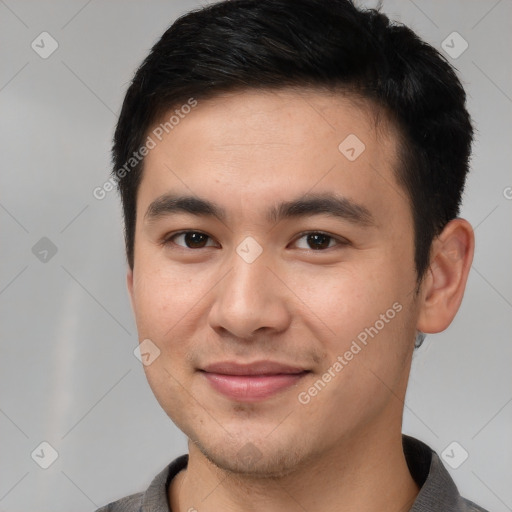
[200,361,311,402]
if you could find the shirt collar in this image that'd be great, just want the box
[402,434,464,511]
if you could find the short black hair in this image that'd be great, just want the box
[112,0,473,278]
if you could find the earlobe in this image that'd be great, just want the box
[417,218,474,334]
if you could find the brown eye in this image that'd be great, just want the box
[306,233,332,250]
[294,232,340,250]
[169,231,215,249]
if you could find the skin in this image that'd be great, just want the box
[127,88,474,512]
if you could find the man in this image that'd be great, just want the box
[97,0,488,510]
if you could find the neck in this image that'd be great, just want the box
[169,427,419,512]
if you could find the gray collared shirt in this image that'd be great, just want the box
[96,435,489,511]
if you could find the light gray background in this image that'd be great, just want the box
[1,1,511,511]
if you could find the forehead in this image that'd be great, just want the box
[138,88,407,224]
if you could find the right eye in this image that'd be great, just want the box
[163,231,218,249]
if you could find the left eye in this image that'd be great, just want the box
[293,232,342,250]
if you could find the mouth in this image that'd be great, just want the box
[199,361,310,402]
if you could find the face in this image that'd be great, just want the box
[128,88,422,477]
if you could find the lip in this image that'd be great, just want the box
[202,360,306,375]
[200,361,309,402]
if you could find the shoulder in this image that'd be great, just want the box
[458,496,491,512]
[95,491,143,512]
[94,454,189,512]
[402,435,491,512]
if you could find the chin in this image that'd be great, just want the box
[191,433,315,479]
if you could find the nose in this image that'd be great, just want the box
[208,247,292,340]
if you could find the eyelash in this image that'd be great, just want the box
[161,230,349,251]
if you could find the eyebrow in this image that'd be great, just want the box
[144,192,374,227]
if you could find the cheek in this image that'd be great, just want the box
[297,277,414,432]
[299,261,414,379]
[293,264,397,341]
[131,264,198,340]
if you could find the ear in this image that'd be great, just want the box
[126,267,135,313]
[417,218,474,334]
